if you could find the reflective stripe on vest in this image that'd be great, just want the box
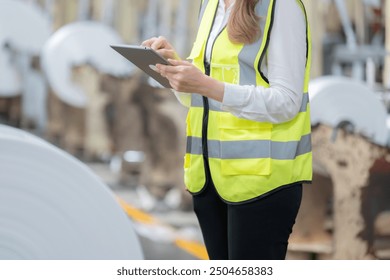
[187,133,311,160]
[184,0,313,203]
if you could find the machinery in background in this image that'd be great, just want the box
[0,0,51,130]
[288,0,390,260]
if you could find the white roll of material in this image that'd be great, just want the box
[309,76,389,147]
[0,0,51,97]
[0,125,143,259]
[387,116,390,147]
[41,21,135,108]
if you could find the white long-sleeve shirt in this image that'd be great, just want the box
[175,0,307,124]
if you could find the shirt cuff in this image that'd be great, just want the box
[221,83,247,109]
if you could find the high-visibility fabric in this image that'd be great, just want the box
[185,0,312,203]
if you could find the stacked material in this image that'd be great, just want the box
[41,21,134,158]
[289,76,390,259]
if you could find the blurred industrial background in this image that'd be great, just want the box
[0,0,389,260]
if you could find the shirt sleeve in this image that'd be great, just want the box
[221,0,307,124]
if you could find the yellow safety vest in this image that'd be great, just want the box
[184,0,312,203]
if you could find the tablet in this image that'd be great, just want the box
[110,44,172,88]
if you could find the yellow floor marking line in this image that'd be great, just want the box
[117,197,156,224]
[116,196,208,260]
[175,239,209,260]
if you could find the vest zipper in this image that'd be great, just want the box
[200,2,219,187]
[202,64,211,186]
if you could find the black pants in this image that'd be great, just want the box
[192,182,302,260]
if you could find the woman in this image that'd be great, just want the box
[143,0,312,260]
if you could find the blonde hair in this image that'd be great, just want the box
[227,0,261,44]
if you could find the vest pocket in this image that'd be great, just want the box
[221,157,271,176]
[219,114,272,176]
[220,131,272,176]
[211,63,239,84]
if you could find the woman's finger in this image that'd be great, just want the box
[141,37,157,47]
[156,49,176,60]
[150,36,168,51]
[167,59,192,66]
[156,64,176,75]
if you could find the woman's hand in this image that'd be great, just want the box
[156,59,224,102]
[141,36,180,60]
